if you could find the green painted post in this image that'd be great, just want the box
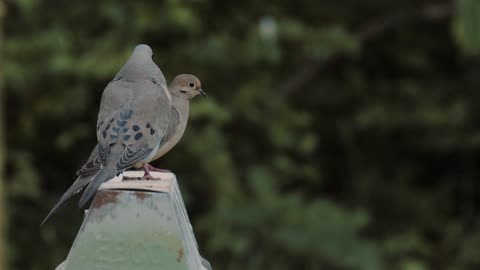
[56,172,212,270]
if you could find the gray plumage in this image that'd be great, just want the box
[42,45,169,224]
[42,45,205,225]
[79,44,171,207]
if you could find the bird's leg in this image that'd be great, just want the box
[142,164,162,180]
[122,164,169,181]
[144,163,171,173]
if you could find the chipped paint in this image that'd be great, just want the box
[91,190,120,209]
[133,191,151,201]
[177,247,184,263]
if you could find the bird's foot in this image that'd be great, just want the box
[144,163,170,173]
[141,164,163,180]
[142,173,161,180]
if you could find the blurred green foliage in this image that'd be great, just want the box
[0,1,6,269]
[3,0,480,270]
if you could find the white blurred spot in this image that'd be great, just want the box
[259,15,277,40]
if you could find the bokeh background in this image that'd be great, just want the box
[2,0,480,269]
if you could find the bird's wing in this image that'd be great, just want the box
[78,78,171,208]
[41,144,104,225]
[164,105,181,140]
[96,78,171,170]
[76,144,102,177]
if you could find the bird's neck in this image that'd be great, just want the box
[171,95,190,124]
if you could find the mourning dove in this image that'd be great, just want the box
[41,44,205,225]
[133,74,206,170]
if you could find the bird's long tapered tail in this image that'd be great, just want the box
[41,175,94,226]
[78,165,116,209]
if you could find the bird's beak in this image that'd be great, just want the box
[198,89,207,97]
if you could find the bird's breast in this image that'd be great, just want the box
[150,122,187,162]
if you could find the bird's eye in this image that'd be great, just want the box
[189,82,195,88]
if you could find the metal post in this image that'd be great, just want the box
[56,171,212,270]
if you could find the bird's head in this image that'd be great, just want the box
[169,74,206,100]
[133,44,153,57]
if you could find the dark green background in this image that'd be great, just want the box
[4,0,480,269]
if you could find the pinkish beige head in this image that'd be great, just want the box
[169,74,206,100]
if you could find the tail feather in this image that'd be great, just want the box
[78,166,116,209]
[41,175,93,226]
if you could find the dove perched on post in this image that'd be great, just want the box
[41,44,206,225]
